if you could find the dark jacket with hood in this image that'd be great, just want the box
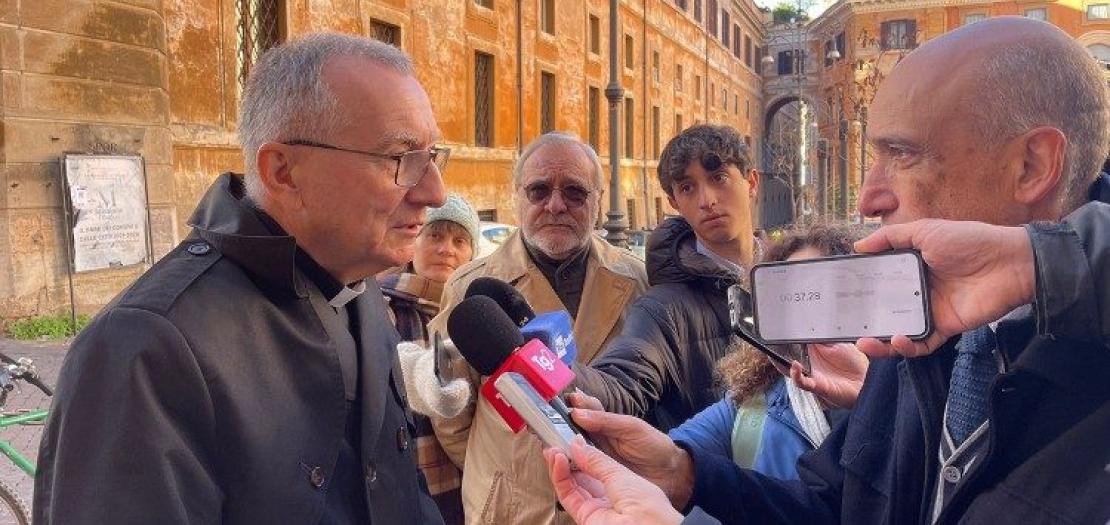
[574,217,744,431]
[34,174,442,524]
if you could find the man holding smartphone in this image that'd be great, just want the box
[547,16,1110,525]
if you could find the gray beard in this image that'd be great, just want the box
[523,230,588,261]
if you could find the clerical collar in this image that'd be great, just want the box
[251,208,366,307]
[695,239,746,278]
[325,281,367,308]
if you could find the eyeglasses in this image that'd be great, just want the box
[521,182,594,209]
[282,139,451,188]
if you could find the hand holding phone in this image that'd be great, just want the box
[750,250,931,344]
[727,285,812,376]
[853,220,1033,358]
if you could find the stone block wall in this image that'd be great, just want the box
[0,0,174,318]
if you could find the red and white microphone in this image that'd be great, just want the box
[447,295,576,432]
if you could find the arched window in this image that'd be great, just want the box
[1088,43,1110,67]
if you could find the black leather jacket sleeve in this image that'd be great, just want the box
[1027,201,1110,344]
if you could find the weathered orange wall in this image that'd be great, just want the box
[161,0,763,231]
[337,0,767,226]
[2,0,1103,318]
[165,0,243,240]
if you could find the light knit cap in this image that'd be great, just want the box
[424,193,481,254]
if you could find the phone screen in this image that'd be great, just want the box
[751,250,930,343]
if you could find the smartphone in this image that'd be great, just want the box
[727,284,812,376]
[493,372,582,456]
[433,332,454,387]
[750,250,931,344]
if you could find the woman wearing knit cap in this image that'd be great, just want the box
[378,192,481,525]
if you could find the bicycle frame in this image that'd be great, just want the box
[0,409,48,476]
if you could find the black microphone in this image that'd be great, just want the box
[467,277,579,366]
[447,295,524,376]
[459,280,589,444]
[465,277,536,326]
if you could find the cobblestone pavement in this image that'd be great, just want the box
[0,338,67,524]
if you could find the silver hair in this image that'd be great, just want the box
[238,33,414,205]
[970,41,1109,213]
[511,132,605,190]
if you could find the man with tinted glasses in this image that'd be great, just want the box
[36,34,445,524]
[428,132,649,524]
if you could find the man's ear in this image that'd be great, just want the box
[747,169,761,197]
[256,142,302,205]
[1012,126,1066,207]
[666,192,678,210]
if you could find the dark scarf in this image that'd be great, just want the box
[523,241,592,318]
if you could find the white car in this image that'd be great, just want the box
[592,228,648,261]
[478,221,517,258]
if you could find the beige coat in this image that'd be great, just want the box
[428,230,648,525]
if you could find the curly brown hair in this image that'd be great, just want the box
[657,125,753,197]
[718,221,868,404]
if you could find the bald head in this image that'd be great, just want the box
[872,17,1108,214]
[897,16,1078,71]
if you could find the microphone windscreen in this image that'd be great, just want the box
[521,311,578,365]
[447,295,526,376]
[464,277,535,326]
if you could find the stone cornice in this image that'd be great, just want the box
[808,2,855,34]
[810,0,1000,24]
[730,0,772,37]
[1076,29,1110,45]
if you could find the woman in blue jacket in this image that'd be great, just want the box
[668,222,869,480]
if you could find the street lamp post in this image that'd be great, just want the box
[603,0,628,248]
[858,105,868,223]
[838,116,849,219]
[792,18,809,220]
[816,138,828,215]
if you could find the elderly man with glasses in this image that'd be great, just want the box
[427,132,649,525]
[36,34,446,524]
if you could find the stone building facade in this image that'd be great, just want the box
[762,0,1110,220]
[0,0,767,319]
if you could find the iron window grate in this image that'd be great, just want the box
[237,0,282,90]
